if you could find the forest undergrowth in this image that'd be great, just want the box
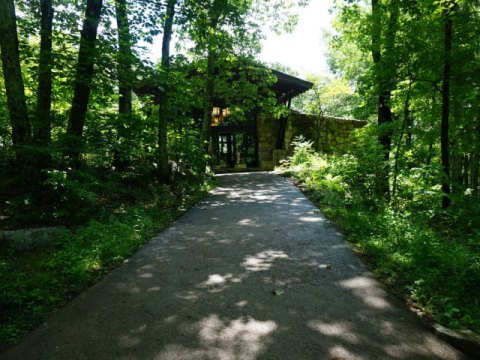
[0,166,215,348]
[280,135,480,334]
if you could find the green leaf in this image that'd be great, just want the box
[273,288,285,296]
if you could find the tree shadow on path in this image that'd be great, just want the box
[1,172,468,360]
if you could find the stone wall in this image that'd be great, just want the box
[1,227,66,251]
[257,115,281,170]
[284,112,367,154]
[257,111,367,169]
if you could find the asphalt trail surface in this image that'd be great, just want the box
[1,172,468,359]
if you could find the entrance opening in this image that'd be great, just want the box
[218,133,235,168]
[212,130,257,168]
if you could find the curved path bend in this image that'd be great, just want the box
[2,172,467,360]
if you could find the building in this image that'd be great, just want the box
[210,69,366,171]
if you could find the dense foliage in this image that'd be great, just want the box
[280,0,480,335]
[0,0,306,347]
[0,0,304,229]
[327,0,480,203]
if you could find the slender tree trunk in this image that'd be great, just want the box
[463,154,469,188]
[114,0,132,116]
[405,116,413,149]
[441,10,452,208]
[392,80,412,202]
[0,0,31,164]
[113,0,133,169]
[65,0,103,169]
[276,93,292,150]
[371,0,396,199]
[199,0,224,168]
[157,0,176,182]
[451,152,460,189]
[405,77,413,150]
[34,0,54,149]
[473,118,480,197]
[472,152,479,197]
[201,47,216,162]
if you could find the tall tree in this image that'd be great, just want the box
[113,0,134,168]
[65,0,103,168]
[371,0,398,198]
[34,0,54,150]
[0,0,31,164]
[157,0,177,182]
[201,43,217,156]
[196,0,224,157]
[440,2,455,208]
[114,0,133,117]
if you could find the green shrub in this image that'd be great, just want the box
[45,169,101,225]
[289,136,315,166]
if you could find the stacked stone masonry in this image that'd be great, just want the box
[258,111,367,169]
[257,115,280,169]
[284,112,367,154]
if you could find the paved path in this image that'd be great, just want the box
[2,172,467,359]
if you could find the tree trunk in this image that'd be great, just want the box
[392,80,412,202]
[451,153,462,190]
[276,93,292,150]
[65,0,103,169]
[473,118,480,197]
[371,0,396,199]
[114,0,132,116]
[405,115,413,149]
[441,11,452,208]
[0,0,31,164]
[157,0,176,182]
[201,47,216,163]
[199,0,223,169]
[34,0,53,149]
[113,0,133,169]
[464,154,470,189]
[472,152,479,197]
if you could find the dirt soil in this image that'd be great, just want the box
[1,172,468,359]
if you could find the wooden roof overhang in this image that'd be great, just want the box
[132,65,314,107]
[270,69,313,104]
